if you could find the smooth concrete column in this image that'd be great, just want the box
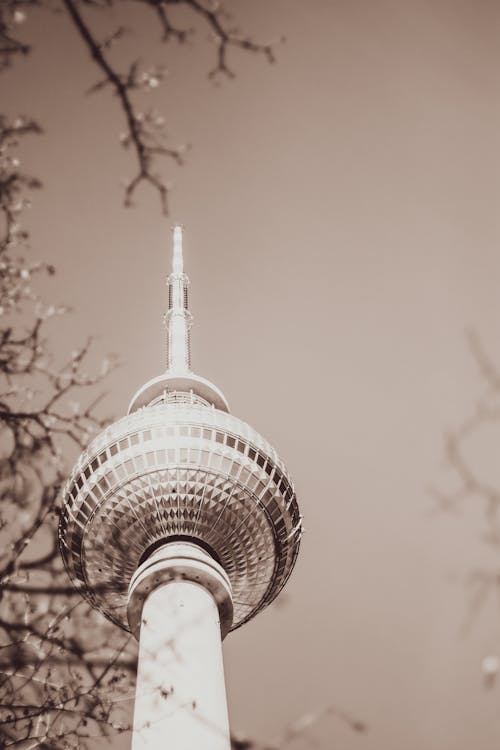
[128,543,233,750]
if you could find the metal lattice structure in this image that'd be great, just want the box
[59,227,302,634]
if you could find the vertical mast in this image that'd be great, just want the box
[128,225,230,413]
[165,226,192,372]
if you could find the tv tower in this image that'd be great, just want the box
[59,227,302,750]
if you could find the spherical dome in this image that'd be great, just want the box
[59,402,302,632]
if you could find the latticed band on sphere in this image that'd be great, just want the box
[59,402,301,632]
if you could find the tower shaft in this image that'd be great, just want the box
[128,543,233,750]
[131,581,230,750]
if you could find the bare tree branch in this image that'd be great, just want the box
[435,330,500,638]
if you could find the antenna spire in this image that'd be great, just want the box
[165,225,191,373]
[173,225,183,274]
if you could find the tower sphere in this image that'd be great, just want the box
[59,228,302,634]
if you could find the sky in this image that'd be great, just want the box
[3,1,500,748]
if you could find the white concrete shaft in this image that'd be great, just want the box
[131,579,231,750]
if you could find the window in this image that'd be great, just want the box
[221,457,233,475]
[134,454,145,471]
[92,484,103,500]
[98,476,110,493]
[115,464,126,480]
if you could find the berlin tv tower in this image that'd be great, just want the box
[59,227,302,749]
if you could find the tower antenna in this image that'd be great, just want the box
[172,224,183,274]
[165,225,191,373]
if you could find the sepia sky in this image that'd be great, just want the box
[3,1,500,748]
